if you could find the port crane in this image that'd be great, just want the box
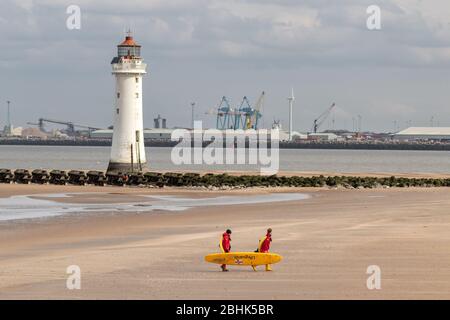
[240,91,264,130]
[27,118,102,136]
[312,103,336,133]
[207,92,265,130]
[204,97,239,130]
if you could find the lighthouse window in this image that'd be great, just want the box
[116,108,119,114]
[117,92,120,99]
[135,77,139,83]
[135,93,139,98]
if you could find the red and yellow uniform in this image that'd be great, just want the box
[220,231,231,271]
[220,232,231,253]
[259,232,272,253]
[258,231,273,271]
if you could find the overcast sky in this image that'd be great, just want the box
[1,0,450,132]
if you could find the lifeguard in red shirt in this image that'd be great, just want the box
[257,228,273,271]
[219,229,232,272]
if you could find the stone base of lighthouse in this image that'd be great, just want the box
[106,161,148,175]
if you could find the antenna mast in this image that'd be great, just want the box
[287,89,295,141]
[6,100,11,128]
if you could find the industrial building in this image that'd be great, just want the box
[278,130,307,141]
[307,132,340,141]
[92,128,174,140]
[92,128,295,141]
[394,127,450,141]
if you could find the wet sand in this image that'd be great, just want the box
[0,184,450,299]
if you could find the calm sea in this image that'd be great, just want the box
[0,145,449,174]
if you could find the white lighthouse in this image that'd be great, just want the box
[107,32,147,174]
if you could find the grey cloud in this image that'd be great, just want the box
[1,0,450,132]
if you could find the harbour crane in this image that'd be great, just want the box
[205,97,238,130]
[250,91,265,130]
[312,103,336,133]
[234,96,252,130]
[206,92,265,130]
[235,91,265,130]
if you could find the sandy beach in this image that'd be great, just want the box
[0,184,450,299]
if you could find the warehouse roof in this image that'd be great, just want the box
[396,127,450,136]
[92,128,175,134]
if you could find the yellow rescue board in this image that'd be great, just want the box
[205,252,282,266]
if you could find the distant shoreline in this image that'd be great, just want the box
[1,138,450,151]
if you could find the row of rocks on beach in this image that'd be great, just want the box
[1,168,449,189]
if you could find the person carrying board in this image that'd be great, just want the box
[254,228,273,271]
[219,229,232,272]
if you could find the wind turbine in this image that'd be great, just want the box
[287,88,295,141]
